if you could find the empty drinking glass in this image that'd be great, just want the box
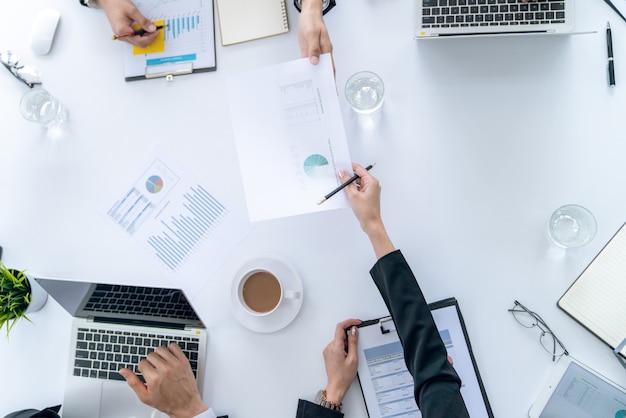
[20,87,67,128]
[344,71,384,115]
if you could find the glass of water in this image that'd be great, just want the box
[345,71,384,115]
[20,87,68,128]
[547,204,597,248]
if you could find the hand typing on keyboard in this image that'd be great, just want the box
[119,343,208,418]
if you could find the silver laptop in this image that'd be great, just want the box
[416,0,574,38]
[36,277,207,418]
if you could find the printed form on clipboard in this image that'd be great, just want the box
[356,298,493,418]
[123,0,216,81]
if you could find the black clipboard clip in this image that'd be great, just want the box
[349,316,396,335]
[378,317,395,334]
[343,316,395,352]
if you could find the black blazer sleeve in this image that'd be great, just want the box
[370,250,470,418]
[295,399,343,418]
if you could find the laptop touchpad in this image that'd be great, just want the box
[100,381,156,418]
[63,378,102,418]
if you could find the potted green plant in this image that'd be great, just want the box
[0,262,47,336]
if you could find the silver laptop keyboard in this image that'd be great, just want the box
[421,0,566,29]
[73,327,200,382]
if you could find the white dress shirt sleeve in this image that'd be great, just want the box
[192,407,217,418]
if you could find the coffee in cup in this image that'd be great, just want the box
[237,269,300,316]
[242,271,281,314]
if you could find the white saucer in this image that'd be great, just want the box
[230,255,303,333]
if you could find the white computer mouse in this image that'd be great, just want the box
[30,8,61,55]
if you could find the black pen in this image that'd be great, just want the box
[111,25,167,40]
[607,21,616,87]
[316,163,375,205]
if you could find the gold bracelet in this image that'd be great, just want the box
[319,390,342,412]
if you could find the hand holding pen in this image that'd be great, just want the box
[318,163,375,205]
[340,163,396,259]
[98,0,159,47]
[337,163,382,228]
[112,25,166,40]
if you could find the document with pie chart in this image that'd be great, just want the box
[227,53,352,221]
[102,143,252,298]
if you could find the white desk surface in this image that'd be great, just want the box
[2,0,626,417]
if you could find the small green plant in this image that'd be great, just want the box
[0,262,32,336]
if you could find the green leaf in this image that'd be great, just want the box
[0,262,33,337]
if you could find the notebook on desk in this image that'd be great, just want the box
[416,0,575,39]
[558,222,626,359]
[216,0,289,45]
[36,277,207,418]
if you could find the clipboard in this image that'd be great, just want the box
[123,0,217,81]
[354,297,493,418]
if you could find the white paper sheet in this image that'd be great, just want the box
[227,54,352,222]
[102,143,252,298]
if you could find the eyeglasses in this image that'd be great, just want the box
[509,300,569,361]
[1,50,42,88]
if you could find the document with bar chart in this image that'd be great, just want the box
[227,53,352,221]
[123,0,216,81]
[103,144,251,298]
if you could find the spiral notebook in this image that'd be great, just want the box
[558,222,626,358]
[216,0,289,46]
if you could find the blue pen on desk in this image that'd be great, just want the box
[607,21,616,87]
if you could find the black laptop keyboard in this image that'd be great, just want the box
[73,327,200,382]
[421,0,566,29]
[83,284,200,321]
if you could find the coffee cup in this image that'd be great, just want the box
[236,269,300,316]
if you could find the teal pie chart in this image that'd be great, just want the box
[616,411,626,418]
[146,175,164,193]
[303,154,330,178]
